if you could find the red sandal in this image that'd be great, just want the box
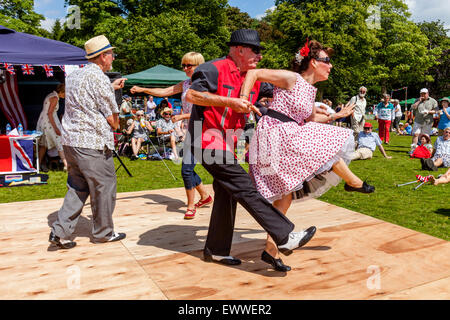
[194,195,213,208]
[184,208,196,220]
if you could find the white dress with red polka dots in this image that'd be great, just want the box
[249,73,355,202]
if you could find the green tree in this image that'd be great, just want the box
[0,0,45,35]
[51,19,64,41]
[263,0,441,103]
[417,20,450,96]
[225,6,254,33]
[61,0,230,75]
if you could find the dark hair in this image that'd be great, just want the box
[291,40,334,73]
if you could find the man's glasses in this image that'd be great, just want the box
[182,64,196,69]
[105,52,117,58]
[242,45,261,55]
[163,113,171,116]
[315,57,331,64]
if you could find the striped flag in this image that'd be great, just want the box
[0,72,28,129]
[21,64,34,75]
[3,63,15,75]
[43,64,54,77]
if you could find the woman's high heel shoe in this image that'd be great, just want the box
[261,250,291,272]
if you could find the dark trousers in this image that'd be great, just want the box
[198,149,294,256]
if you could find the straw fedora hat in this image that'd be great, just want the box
[84,35,115,59]
[160,107,173,116]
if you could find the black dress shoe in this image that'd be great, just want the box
[298,226,316,248]
[344,181,375,193]
[204,251,241,266]
[261,250,291,272]
[49,231,76,249]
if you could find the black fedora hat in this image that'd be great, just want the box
[226,29,265,50]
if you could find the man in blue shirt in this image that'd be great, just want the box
[351,122,392,160]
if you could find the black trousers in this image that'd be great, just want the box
[198,149,294,256]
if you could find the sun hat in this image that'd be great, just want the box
[160,107,173,116]
[440,97,450,103]
[84,35,116,59]
[226,29,265,50]
[136,110,144,116]
[420,88,428,94]
[363,122,373,128]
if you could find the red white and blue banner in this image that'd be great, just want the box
[0,135,36,174]
[0,72,28,129]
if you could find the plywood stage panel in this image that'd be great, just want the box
[0,186,448,299]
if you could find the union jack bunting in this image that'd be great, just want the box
[43,65,54,77]
[21,64,34,75]
[59,65,66,76]
[3,63,16,75]
[79,64,86,68]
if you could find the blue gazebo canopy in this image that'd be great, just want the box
[0,25,87,65]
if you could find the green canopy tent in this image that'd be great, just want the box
[124,64,188,87]
[399,98,417,106]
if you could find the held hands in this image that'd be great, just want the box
[230,97,262,116]
[112,78,127,90]
[337,102,355,118]
[130,86,142,94]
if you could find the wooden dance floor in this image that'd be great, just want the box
[0,186,449,300]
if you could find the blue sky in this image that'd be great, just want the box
[34,0,449,33]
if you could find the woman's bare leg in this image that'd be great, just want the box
[332,158,363,188]
[265,193,292,258]
[195,183,210,201]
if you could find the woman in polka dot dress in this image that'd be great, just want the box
[240,40,375,271]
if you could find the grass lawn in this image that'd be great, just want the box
[1,121,448,241]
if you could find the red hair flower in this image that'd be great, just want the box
[295,38,310,63]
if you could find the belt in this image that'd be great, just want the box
[259,106,297,123]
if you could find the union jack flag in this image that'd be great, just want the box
[79,64,86,68]
[3,63,15,75]
[59,65,66,76]
[43,65,54,77]
[21,64,34,75]
[0,135,36,174]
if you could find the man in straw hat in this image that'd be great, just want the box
[185,29,316,267]
[49,35,127,249]
[156,106,183,159]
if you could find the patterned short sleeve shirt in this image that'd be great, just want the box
[62,63,119,150]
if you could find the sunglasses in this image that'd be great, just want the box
[315,57,331,64]
[181,64,196,69]
[104,52,118,58]
[242,45,261,55]
[163,112,171,116]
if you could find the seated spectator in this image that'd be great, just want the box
[154,99,170,120]
[404,119,413,135]
[411,133,433,159]
[397,122,407,135]
[437,97,450,136]
[351,122,392,160]
[125,110,153,160]
[422,126,450,171]
[156,107,182,159]
[429,167,450,185]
